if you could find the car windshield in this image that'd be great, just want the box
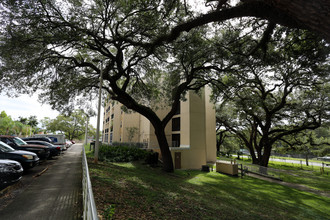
[0,141,15,152]
[13,137,28,146]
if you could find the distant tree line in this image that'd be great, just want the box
[0,111,39,136]
[0,110,96,141]
[41,109,96,140]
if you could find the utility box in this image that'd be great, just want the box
[216,161,238,176]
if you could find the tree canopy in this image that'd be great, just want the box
[0,0,329,171]
[42,110,94,140]
[213,26,330,166]
[0,0,222,171]
[0,111,35,136]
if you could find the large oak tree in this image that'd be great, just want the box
[1,0,329,171]
[0,0,220,172]
[148,0,330,47]
[213,27,330,167]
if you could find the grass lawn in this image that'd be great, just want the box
[268,162,330,192]
[86,152,330,219]
[220,156,330,192]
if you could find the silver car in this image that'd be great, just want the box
[0,159,23,188]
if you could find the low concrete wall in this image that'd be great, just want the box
[216,161,238,176]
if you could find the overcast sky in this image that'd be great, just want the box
[0,93,100,128]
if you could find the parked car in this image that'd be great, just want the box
[25,140,61,158]
[0,159,24,188]
[0,141,39,169]
[34,134,67,151]
[0,136,50,160]
[65,140,73,148]
[22,136,54,144]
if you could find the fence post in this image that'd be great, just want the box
[241,164,243,178]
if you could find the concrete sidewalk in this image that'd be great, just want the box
[0,144,83,220]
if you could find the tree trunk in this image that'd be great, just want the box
[249,147,259,165]
[260,146,272,167]
[305,153,309,166]
[216,138,220,152]
[154,125,174,172]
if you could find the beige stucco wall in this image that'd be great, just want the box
[111,103,122,143]
[170,90,207,169]
[170,88,216,170]
[121,112,140,143]
[102,102,111,143]
[102,86,216,170]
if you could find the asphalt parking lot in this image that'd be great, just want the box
[0,144,83,219]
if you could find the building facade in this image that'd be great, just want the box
[102,88,217,169]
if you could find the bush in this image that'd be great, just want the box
[98,144,151,162]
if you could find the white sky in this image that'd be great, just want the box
[0,93,100,128]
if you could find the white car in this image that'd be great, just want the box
[65,140,73,149]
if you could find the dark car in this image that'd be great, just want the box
[22,136,54,144]
[25,140,61,158]
[0,141,39,169]
[0,159,23,188]
[0,136,50,160]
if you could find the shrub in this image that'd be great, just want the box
[98,144,151,162]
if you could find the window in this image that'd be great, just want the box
[111,114,114,119]
[175,103,180,115]
[172,117,180,131]
[172,134,180,147]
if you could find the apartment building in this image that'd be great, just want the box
[102,88,217,169]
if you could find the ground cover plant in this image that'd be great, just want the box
[86,148,330,220]
[97,144,151,162]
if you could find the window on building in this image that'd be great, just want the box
[172,117,180,131]
[175,103,180,115]
[172,134,180,147]
[111,114,114,119]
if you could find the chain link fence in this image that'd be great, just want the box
[240,163,283,180]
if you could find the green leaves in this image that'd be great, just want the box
[98,144,150,162]
[213,26,330,166]
[42,109,90,140]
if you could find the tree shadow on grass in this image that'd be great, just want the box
[87,159,330,220]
